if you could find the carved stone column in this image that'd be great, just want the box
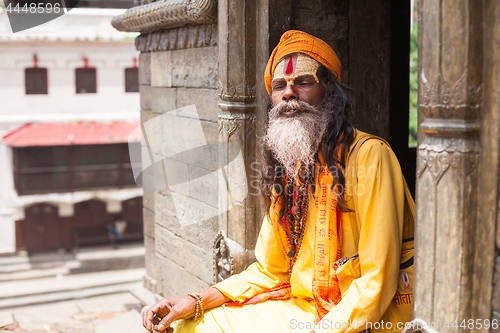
[217,0,258,274]
[412,1,491,331]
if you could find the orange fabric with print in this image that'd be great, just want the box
[264,30,343,95]
[221,157,343,322]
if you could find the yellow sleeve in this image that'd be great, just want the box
[213,215,290,302]
[318,140,405,333]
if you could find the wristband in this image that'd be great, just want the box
[187,292,203,321]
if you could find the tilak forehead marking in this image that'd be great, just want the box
[284,55,297,75]
[273,53,320,85]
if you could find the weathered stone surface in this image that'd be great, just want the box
[200,120,219,170]
[158,255,211,298]
[13,303,80,331]
[94,309,144,333]
[144,234,158,279]
[493,256,500,311]
[136,24,218,52]
[139,85,152,110]
[151,87,176,114]
[176,88,219,122]
[76,292,141,314]
[139,52,151,85]
[151,51,172,87]
[154,189,219,250]
[143,206,155,238]
[140,109,156,126]
[141,147,154,177]
[171,192,218,228]
[0,312,14,328]
[159,118,218,172]
[142,187,155,212]
[151,154,169,190]
[170,46,218,89]
[48,318,94,333]
[189,165,218,207]
[155,225,213,283]
[143,271,159,294]
[163,157,190,196]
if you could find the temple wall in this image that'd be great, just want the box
[138,26,220,297]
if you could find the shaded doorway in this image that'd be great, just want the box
[16,203,64,252]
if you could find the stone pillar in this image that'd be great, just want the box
[412,0,496,331]
[138,51,161,297]
[479,0,500,330]
[217,0,258,272]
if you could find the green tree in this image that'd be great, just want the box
[409,21,418,146]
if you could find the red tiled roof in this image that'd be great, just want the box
[3,122,141,147]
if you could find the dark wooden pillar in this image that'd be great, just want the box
[409,1,500,333]
[349,0,413,193]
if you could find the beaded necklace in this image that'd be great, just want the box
[281,172,310,273]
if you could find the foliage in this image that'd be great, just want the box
[409,21,418,146]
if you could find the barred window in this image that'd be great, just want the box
[25,68,48,94]
[75,68,97,94]
[125,68,139,92]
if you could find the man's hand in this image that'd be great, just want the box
[142,287,231,332]
[142,296,196,332]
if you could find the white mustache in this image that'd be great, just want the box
[270,100,320,117]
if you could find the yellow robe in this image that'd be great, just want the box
[175,131,414,333]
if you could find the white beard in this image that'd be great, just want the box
[264,100,330,179]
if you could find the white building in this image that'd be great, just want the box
[0,4,142,253]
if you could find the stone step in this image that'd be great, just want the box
[0,267,145,299]
[0,268,145,310]
[0,266,70,282]
[0,281,142,310]
[0,243,145,278]
[0,259,80,274]
[0,253,29,266]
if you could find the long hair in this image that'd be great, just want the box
[259,64,356,221]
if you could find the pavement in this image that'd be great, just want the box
[0,292,149,333]
[0,243,151,333]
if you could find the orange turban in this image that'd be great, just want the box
[264,30,342,95]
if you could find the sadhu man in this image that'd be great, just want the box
[143,30,415,333]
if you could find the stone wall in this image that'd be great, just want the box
[139,25,219,297]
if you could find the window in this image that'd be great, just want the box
[125,68,139,92]
[14,144,138,195]
[75,68,97,93]
[25,68,48,94]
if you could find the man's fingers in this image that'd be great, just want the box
[142,307,155,330]
[155,312,176,332]
[142,301,168,330]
